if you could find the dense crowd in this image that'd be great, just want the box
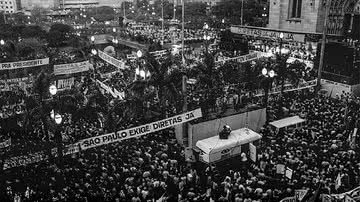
[2,87,360,202]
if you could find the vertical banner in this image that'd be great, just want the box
[249,143,256,162]
[276,164,285,174]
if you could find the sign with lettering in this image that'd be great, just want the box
[0,77,33,92]
[57,77,75,90]
[0,58,49,70]
[215,52,260,66]
[98,50,126,70]
[79,108,203,150]
[230,26,305,42]
[54,61,92,75]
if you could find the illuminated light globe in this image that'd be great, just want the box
[54,114,62,125]
[49,85,57,96]
[135,67,140,75]
[262,68,268,76]
[90,36,95,42]
[91,49,97,55]
[279,32,284,39]
[269,70,275,78]
[146,70,151,78]
[0,39,4,45]
[137,50,143,58]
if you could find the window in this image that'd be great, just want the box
[289,0,302,18]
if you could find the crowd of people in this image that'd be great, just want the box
[2,85,360,202]
[1,22,360,202]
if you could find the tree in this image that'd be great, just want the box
[47,24,74,47]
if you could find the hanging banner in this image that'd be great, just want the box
[98,50,126,70]
[54,61,92,75]
[0,77,33,92]
[3,143,80,170]
[249,143,256,162]
[230,26,305,42]
[96,79,118,98]
[0,58,49,70]
[295,189,308,202]
[79,108,203,150]
[0,138,11,149]
[215,52,260,66]
[57,77,75,90]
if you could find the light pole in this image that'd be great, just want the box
[181,0,185,65]
[203,23,211,52]
[49,85,63,171]
[317,1,330,91]
[241,0,244,26]
[91,49,98,81]
[261,68,275,123]
[161,0,164,46]
[279,32,284,55]
[135,50,151,80]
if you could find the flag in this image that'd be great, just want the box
[335,173,342,190]
[295,189,308,202]
[350,128,357,149]
[345,195,356,202]
[321,194,332,202]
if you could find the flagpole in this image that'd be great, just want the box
[317,1,330,92]
[181,0,185,64]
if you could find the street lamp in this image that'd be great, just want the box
[279,32,284,54]
[261,68,275,123]
[90,36,95,44]
[137,50,143,58]
[91,49,97,56]
[0,39,4,46]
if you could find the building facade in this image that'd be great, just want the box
[21,0,59,10]
[0,0,17,13]
[59,0,98,9]
[268,0,360,37]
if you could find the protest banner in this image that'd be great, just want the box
[96,79,118,98]
[215,52,260,66]
[285,167,293,179]
[280,196,296,202]
[335,173,342,190]
[57,77,75,90]
[295,189,308,202]
[0,58,49,70]
[249,143,256,162]
[3,144,80,170]
[276,164,285,174]
[0,138,11,149]
[54,61,92,75]
[98,50,126,70]
[0,77,33,92]
[3,150,48,170]
[79,108,203,150]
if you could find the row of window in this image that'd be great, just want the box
[1,6,13,9]
[289,0,302,19]
[0,1,13,4]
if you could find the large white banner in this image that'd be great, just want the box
[98,50,126,70]
[79,108,203,150]
[54,61,92,75]
[215,52,260,66]
[0,58,49,70]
